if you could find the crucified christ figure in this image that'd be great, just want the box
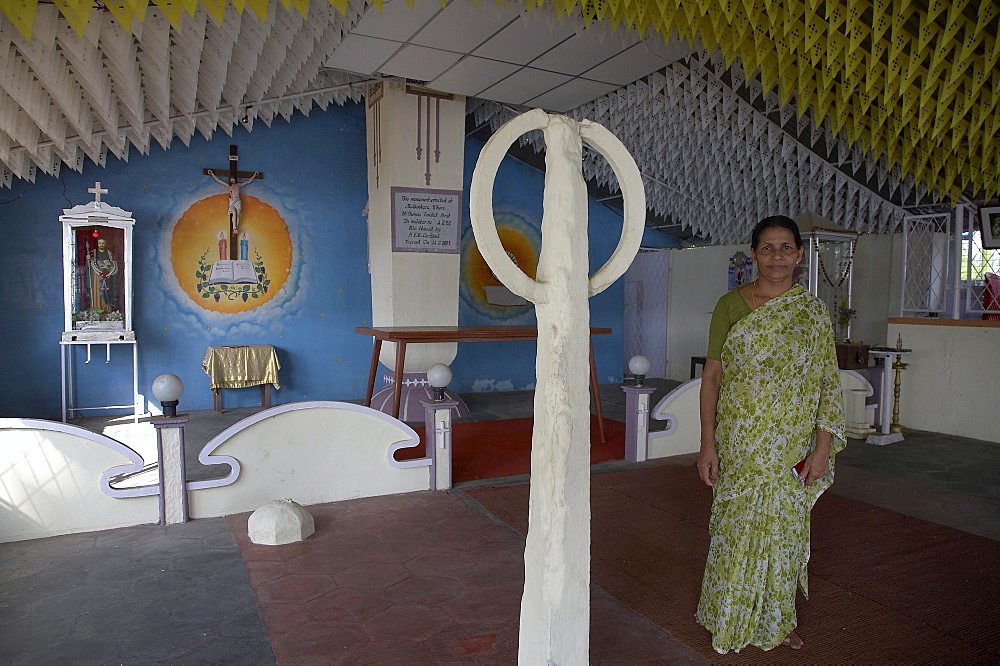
[208,169,258,234]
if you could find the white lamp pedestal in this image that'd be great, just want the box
[622,385,655,463]
[153,416,189,524]
[421,399,458,490]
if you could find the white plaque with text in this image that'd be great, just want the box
[391,187,462,254]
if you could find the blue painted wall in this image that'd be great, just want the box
[0,103,628,419]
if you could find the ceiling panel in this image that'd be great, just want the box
[323,33,401,76]
[410,0,520,53]
[380,44,464,82]
[351,0,442,42]
[531,31,640,77]
[478,68,573,106]
[472,14,578,65]
[526,78,619,113]
[583,41,683,86]
[428,56,521,98]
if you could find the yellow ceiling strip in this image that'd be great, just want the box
[940,0,971,47]
[869,0,890,62]
[901,45,925,91]
[152,0,185,29]
[804,10,825,65]
[0,0,39,40]
[915,7,936,53]
[288,0,309,19]
[104,2,136,33]
[974,0,1000,42]
[200,0,229,24]
[52,0,91,37]
[245,0,269,22]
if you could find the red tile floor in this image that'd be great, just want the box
[228,490,702,664]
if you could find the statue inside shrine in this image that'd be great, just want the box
[87,236,119,313]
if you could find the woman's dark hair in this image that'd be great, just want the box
[750,215,802,249]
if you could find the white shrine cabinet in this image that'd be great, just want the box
[59,183,139,422]
[795,217,859,341]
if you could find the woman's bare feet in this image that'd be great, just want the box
[782,630,803,649]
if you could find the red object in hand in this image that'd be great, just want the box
[791,458,807,482]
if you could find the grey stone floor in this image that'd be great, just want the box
[0,517,274,665]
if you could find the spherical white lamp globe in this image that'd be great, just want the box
[152,373,184,417]
[628,355,651,387]
[426,363,453,401]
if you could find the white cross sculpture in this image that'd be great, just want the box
[88,181,108,203]
[470,109,645,665]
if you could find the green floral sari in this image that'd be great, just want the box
[696,285,846,653]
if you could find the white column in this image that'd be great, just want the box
[365,83,466,373]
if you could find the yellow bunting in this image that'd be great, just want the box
[804,10,825,63]
[941,0,971,47]
[0,0,40,40]
[930,104,950,142]
[180,0,199,16]
[200,0,228,24]
[104,2,136,32]
[153,0,185,29]
[869,0,891,58]
[52,0,91,37]
[328,0,349,14]
[288,0,309,18]
[243,0,269,22]
[777,55,797,106]
[980,33,1000,83]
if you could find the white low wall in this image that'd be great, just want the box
[0,402,431,543]
[887,319,1000,443]
[0,420,158,542]
[187,402,429,519]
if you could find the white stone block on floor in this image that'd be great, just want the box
[248,499,315,545]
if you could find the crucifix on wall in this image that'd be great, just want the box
[203,145,264,260]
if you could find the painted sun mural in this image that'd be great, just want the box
[171,194,292,314]
[460,211,540,321]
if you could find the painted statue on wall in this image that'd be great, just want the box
[207,169,258,234]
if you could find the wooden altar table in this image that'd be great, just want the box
[355,326,612,442]
[202,345,280,412]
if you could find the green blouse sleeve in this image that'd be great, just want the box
[706,289,751,361]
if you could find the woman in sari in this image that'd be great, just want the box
[695,215,845,653]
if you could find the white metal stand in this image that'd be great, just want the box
[61,339,140,423]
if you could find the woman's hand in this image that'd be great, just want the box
[800,450,829,486]
[801,429,833,486]
[697,446,719,487]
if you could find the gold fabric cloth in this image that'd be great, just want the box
[202,345,280,391]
